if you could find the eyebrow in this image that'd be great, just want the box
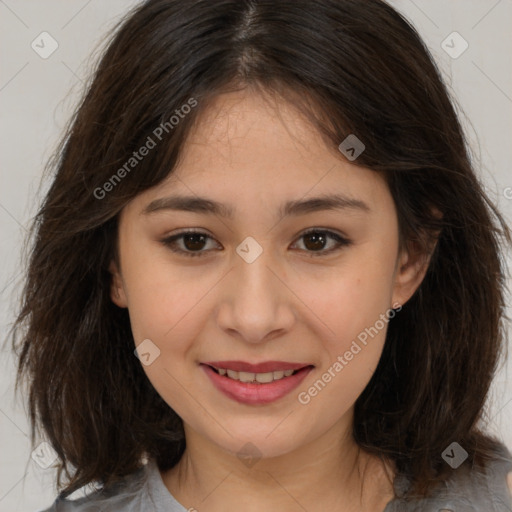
[141,193,371,218]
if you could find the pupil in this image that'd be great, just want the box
[184,233,206,251]
[304,232,325,251]
[182,233,327,252]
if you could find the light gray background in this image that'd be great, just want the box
[1,1,511,511]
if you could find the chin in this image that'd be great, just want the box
[206,425,306,462]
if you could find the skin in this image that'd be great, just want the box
[109,88,436,511]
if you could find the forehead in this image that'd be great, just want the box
[182,89,332,163]
[127,89,394,220]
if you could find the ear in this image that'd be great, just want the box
[109,260,128,308]
[391,233,438,308]
[392,206,444,307]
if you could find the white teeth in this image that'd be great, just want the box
[215,367,299,383]
[226,369,238,379]
[238,371,255,382]
[255,372,274,383]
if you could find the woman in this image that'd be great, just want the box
[11,0,512,510]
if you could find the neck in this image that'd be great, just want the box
[160,413,396,512]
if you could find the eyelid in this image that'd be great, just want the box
[160,227,352,258]
[160,228,221,257]
[292,227,352,254]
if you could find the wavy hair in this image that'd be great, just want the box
[9,0,511,499]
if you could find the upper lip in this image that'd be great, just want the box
[202,361,313,373]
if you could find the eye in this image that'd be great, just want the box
[291,228,352,256]
[160,228,352,258]
[160,229,220,258]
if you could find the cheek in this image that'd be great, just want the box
[301,244,397,350]
[296,272,394,424]
[121,244,219,347]
[293,247,397,415]
[322,254,397,402]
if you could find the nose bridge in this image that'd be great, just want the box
[216,238,295,343]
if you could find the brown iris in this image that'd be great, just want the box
[302,231,327,251]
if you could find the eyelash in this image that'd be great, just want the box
[160,228,352,258]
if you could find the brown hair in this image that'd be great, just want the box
[8,0,511,500]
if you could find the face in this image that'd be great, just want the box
[110,89,428,461]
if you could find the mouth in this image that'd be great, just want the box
[202,360,312,374]
[200,361,314,405]
[206,365,305,383]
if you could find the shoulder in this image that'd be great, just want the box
[37,463,149,512]
[388,442,512,511]
[438,442,512,509]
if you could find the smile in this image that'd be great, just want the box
[200,361,314,405]
[210,366,298,383]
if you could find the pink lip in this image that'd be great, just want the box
[202,360,310,373]
[200,363,314,405]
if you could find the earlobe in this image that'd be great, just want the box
[109,260,128,308]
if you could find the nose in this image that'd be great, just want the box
[215,246,296,344]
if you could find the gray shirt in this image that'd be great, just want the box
[39,443,512,511]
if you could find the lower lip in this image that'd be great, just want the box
[201,364,314,405]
